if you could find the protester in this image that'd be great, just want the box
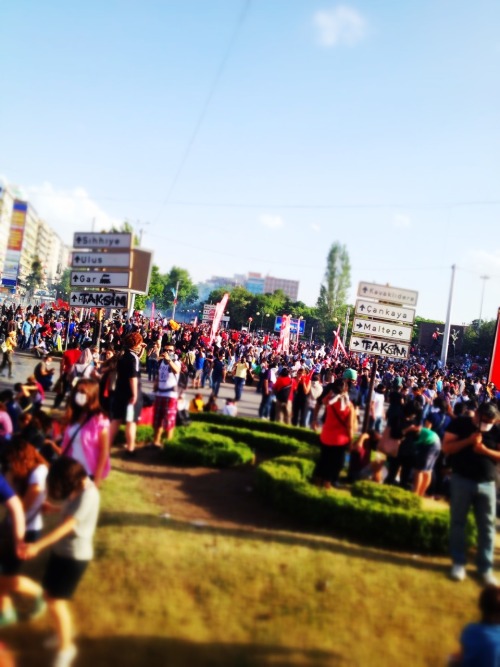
[312,378,356,489]
[19,457,100,667]
[443,402,500,584]
[0,475,26,627]
[108,332,146,458]
[150,344,181,448]
[0,331,16,379]
[450,585,500,666]
[0,442,47,625]
[60,379,110,487]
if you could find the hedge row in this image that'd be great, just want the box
[191,412,320,446]
[255,457,477,555]
[163,430,255,468]
[114,423,254,467]
[351,480,422,512]
[188,421,318,460]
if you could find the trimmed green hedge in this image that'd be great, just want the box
[189,422,317,460]
[164,431,255,468]
[351,481,422,512]
[191,411,320,446]
[255,457,477,555]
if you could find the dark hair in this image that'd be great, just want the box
[332,378,348,395]
[66,379,102,425]
[479,585,500,621]
[477,402,499,422]
[47,457,87,501]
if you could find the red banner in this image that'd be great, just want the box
[488,308,500,389]
[209,293,230,343]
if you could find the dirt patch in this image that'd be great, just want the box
[111,445,308,535]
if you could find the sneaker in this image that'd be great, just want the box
[53,644,77,667]
[30,594,47,620]
[0,607,17,627]
[480,571,498,586]
[450,564,466,581]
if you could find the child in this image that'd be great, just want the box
[19,457,100,667]
[450,585,500,666]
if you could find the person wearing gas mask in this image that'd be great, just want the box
[60,379,110,487]
[443,402,500,585]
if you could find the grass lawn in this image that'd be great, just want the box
[2,467,488,667]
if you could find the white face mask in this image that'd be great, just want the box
[74,392,88,407]
[480,423,494,433]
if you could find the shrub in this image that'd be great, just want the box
[192,422,317,460]
[191,412,320,446]
[162,430,255,468]
[255,457,476,555]
[351,481,422,511]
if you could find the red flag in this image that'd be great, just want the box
[488,308,500,389]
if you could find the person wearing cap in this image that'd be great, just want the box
[150,345,181,447]
[443,402,500,585]
[343,368,360,407]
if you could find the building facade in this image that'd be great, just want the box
[0,181,67,296]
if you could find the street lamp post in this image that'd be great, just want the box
[479,275,490,327]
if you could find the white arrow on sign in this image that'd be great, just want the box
[70,271,130,288]
[71,252,131,268]
[349,335,410,360]
[70,292,130,308]
[352,317,413,342]
[73,232,132,249]
[354,299,416,324]
[357,282,418,307]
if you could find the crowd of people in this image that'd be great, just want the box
[0,301,499,665]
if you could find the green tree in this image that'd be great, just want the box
[163,267,198,310]
[316,242,351,321]
[25,256,44,295]
[50,268,72,301]
[462,319,496,357]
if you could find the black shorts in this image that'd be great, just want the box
[43,553,89,600]
[110,395,143,422]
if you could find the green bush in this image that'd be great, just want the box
[162,430,255,468]
[351,481,422,511]
[191,411,320,446]
[192,422,317,460]
[255,457,477,555]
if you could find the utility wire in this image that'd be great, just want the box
[152,0,252,222]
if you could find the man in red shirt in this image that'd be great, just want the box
[53,342,81,408]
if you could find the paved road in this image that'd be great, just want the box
[0,352,263,419]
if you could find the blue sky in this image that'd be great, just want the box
[1,0,499,324]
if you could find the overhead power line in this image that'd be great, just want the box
[152,0,252,222]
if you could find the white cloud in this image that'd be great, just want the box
[259,214,284,229]
[311,223,321,232]
[22,181,122,244]
[392,214,412,229]
[313,5,367,48]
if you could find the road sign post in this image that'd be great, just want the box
[351,281,418,433]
